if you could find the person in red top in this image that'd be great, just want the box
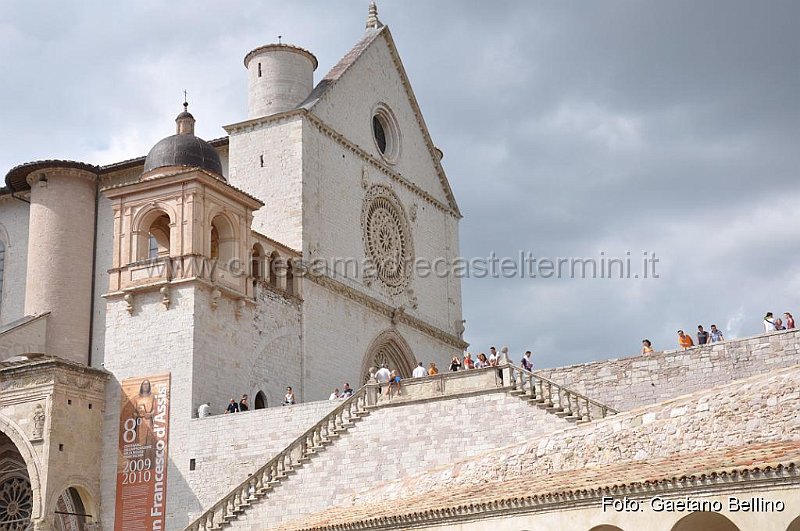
[784,312,795,329]
[677,330,694,349]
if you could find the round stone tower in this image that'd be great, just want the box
[23,162,98,364]
[244,43,318,119]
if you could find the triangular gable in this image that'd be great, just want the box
[301,27,461,217]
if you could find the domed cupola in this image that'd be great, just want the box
[143,103,224,179]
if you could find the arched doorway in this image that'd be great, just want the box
[254,391,267,410]
[54,487,92,531]
[360,329,415,383]
[589,526,624,531]
[671,513,740,531]
[0,432,33,530]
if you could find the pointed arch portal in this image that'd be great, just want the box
[360,329,415,384]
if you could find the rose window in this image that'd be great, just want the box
[0,477,33,530]
[362,186,413,295]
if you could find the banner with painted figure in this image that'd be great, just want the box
[114,374,171,531]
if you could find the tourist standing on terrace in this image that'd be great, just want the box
[709,325,724,343]
[784,313,795,329]
[521,351,534,370]
[641,340,654,355]
[677,330,694,349]
[764,312,776,332]
[283,386,297,405]
[412,362,427,378]
[449,356,461,372]
[697,325,709,345]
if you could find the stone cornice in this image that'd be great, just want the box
[0,356,109,397]
[307,273,466,350]
[101,166,263,208]
[290,464,800,531]
[303,112,459,219]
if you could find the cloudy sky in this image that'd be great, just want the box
[2,1,798,368]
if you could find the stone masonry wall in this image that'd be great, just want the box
[227,388,572,530]
[0,196,29,326]
[181,400,338,520]
[355,363,800,506]
[536,328,800,411]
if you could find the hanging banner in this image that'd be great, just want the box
[114,373,171,531]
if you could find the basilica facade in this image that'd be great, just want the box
[0,4,464,529]
[1,5,799,531]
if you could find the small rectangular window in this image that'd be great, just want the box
[189,458,196,471]
[258,63,262,77]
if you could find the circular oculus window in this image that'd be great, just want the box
[371,104,400,164]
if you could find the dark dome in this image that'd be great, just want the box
[143,134,223,177]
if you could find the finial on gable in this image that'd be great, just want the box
[366,1,383,31]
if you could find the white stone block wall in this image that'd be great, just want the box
[536,329,800,411]
[0,196,30,325]
[301,122,461,336]
[98,287,197,531]
[227,389,570,530]
[179,400,338,517]
[308,34,453,207]
[361,363,800,507]
[227,118,304,251]
[191,284,302,414]
[89,192,114,368]
[300,280,461,402]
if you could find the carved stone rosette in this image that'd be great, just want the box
[361,185,414,296]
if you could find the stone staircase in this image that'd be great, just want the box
[184,366,617,531]
[507,364,618,423]
[184,388,371,530]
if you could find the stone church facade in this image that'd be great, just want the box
[0,5,464,529]
[0,4,798,531]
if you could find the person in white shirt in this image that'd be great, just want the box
[197,402,210,418]
[375,364,391,383]
[328,388,340,400]
[412,362,427,378]
[488,346,499,366]
[375,364,391,394]
[764,312,776,332]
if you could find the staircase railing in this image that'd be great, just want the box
[507,364,618,422]
[184,387,370,531]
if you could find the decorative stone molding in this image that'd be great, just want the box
[361,166,370,189]
[30,404,45,441]
[455,319,466,340]
[123,293,134,315]
[210,288,222,309]
[306,273,467,349]
[159,286,171,309]
[406,288,418,310]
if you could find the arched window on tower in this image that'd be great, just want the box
[252,243,265,280]
[285,259,295,296]
[210,215,236,265]
[137,211,171,262]
[268,251,280,287]
[210,226,219,260]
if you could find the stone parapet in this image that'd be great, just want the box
[536,328,800,410]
